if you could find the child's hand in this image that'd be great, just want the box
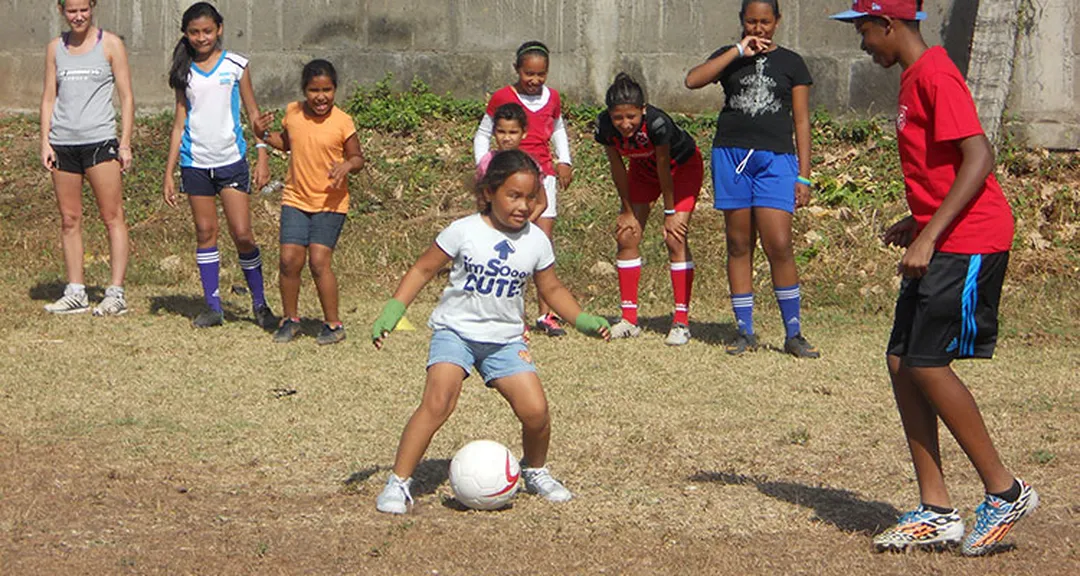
[899,234,935,279]
[163,176,179,208]
[556,163,573,190]
[883,216,916,248]
[41,143,57,172]
[253,111,274,140]
[574,313,611,341]
[372,299,407,349]
[615,211,642,241]
[253,156,270,190]
[663,212,689,244]
[795,181,811,208]
[328,161,351,189]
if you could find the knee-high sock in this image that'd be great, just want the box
[617,258,642,325]
[670,261,694,325]
[238,248,267,309]
[196,247,222,313]
[732,292,754,336]
[775,284,802,339]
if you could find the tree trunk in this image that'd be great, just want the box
[966,0,1023,145]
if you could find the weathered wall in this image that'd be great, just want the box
[1,0,1076,148]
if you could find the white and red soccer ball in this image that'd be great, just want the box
[449,440,520,510]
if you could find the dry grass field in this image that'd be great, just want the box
[1,105,1078,575]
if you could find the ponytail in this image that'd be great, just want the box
[168,2,224,91]
[605,72,646,109]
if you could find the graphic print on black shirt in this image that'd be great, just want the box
[594,105,696,168]
[708,46,812,154]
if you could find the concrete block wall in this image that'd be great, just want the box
[1,0,1076,149]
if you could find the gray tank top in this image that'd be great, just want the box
[49,30,117,145]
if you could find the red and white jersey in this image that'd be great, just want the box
[474,85,570,176]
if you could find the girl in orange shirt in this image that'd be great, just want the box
[260,60,365,345]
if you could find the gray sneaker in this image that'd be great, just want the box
[44,286,89,314]
[273,318,302,343]
[93,286,128,316]
[609,318,642,339]
[192,309,224,328]
[664,323,691,346]
[376,473,413,514]
[316,323,346,346]
[522,467,572,503]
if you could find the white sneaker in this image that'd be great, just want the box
[375,473,413,514]
[522,467,573,503]
[44,285,89,314]
[609,318,642,339]
[665,323,691,346]
[93,286,128,316]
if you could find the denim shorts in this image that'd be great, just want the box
[180,159,251,196]
[427,329,536,386]
[712,147,799,213]
[280,205,347,248]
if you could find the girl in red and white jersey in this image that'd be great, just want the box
[473,41,573,337]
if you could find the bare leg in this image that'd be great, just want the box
[753,207,798,288]
[724,208,755,295]
[278,244,306,320]
[391,363,466,479]
[491,372,551,468]
[84,161,129,287]
[888,354,950,508]
[534,217,556,318]
[308,243,339,324]
[219,188,256,253]
[53,171,86,285]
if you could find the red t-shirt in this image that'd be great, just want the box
[897,46,1014,254]
[485,85,561,176]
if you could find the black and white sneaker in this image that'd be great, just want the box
[44,286,90,314]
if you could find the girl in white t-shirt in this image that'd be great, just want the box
[371,150,610,514]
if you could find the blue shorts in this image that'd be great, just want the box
[712,147,798,213]
[280,205,347,249]
[181,159,251,196]
[427,329,536,387]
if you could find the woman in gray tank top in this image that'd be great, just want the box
[39,0,135,316]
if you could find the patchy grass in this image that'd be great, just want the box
[1,79,1079,573]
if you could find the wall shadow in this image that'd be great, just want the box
[942,0,980,77]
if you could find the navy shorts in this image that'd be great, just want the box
[887,252,1009,367]
[279,205,347,249]
[51,139,119,174]
[712,147,799,213]
[427,329,536,387]
[180,160,250,196]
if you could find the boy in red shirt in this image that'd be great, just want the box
[831,0,1037,556]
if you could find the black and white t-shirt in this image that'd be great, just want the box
[594,105,697,169]
[709,46,812,154]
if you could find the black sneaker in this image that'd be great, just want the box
[253,304,277,329]
[784,334,821,359]
[725,332,758,356]
[535,314,567,337]
[316,323,346,346]
[193,309,224,328]
[273,318,302,343]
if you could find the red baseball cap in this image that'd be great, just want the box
[829,0,927,21]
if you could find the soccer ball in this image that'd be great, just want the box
[448,440,520,510]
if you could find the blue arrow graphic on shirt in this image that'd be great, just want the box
[494,240,515,261]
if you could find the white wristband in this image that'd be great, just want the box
[736,43,745,57]
[255,143,268,149]
[664,209,677,216]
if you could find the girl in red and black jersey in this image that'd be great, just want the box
[594,73,704,346]
[473,40,573,337]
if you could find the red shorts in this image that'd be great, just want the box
[628,148,703,212]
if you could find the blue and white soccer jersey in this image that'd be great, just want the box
[428,214,555,344]
[180,51,249,169]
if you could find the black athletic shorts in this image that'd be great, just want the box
[887,251,1009,367]
[51,139,120,174]
[180,159,251,196]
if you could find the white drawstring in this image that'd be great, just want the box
[735,148,755,174]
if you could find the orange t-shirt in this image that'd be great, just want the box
[281,102,357,214]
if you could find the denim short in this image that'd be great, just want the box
[180,159,251,196]
[712,147,799,213]
[427,329,536,386]
[280,205,347,248]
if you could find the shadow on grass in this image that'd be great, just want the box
[148,294,268,328]
[29,281,104,302]
[630,316,739,346]
[689,470,900,535]
[343,459,451,498]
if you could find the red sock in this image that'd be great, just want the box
[617,258,642,325]
[671,261,694,325]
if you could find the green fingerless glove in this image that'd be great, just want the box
[574,313,610,337]
[372,298,407,341]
